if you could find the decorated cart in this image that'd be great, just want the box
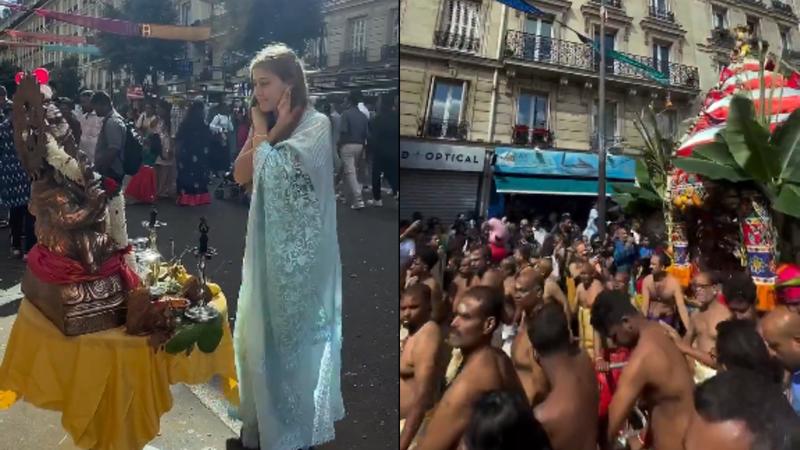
[663,27,800,311]
[612,25,800,312]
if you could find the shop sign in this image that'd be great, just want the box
[494,147,635,180]
[401,140,486,172]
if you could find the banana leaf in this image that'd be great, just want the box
[610,183,661,202]
[720,96,780,183]
[773,183,800,218]
[770,108,800,184]
[777,277,800,288]
[673,157,752,182]
[635,159,650,186]
[692,141,740,168]
[165,323,202,354]
[196,316,224,353]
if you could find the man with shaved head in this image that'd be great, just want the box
[591,290,695,450]
[400,284,448,450]
[535,259,569,323]
[416,286,525,450]
[511,267,549,406]
[575,262,604,359]
[406,246,446,323]
[481,267,516,355]
[760,306,800,414]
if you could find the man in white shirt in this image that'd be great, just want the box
[76,90,102,164]
[357,101,370,120]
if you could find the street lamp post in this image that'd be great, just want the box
[597,5,607,242]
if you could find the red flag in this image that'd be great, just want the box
[789,72,800,89]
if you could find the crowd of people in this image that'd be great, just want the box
[0,77,400,260]
[400,210,800,450]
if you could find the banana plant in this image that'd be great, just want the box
[672,95,800,219]
[611,106,676,238]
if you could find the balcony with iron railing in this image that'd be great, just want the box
[419,118,470,141]
[381,44,399,62]
[504,31,700,90]
[434,30,481,54]
[512,125,554,148]
[648,5,675,22]
[783,48,800,64]
[739,0,766,8]
[771,0,796,16]
[339,48,368,66]
[709,27,736,48]
[591,0,623,8]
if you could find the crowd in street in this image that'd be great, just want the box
[399,209,800,450]
[0,79,400,261]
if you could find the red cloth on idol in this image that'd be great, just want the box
[124,165,157,203]
[26,243,140,289]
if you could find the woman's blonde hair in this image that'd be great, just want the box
[249,43,309,109]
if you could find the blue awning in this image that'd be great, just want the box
[495,175,629,196]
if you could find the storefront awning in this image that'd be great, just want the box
[495,175,628,196]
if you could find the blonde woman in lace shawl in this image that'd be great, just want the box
[231,43,344,450]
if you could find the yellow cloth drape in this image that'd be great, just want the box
[0,285,238,450]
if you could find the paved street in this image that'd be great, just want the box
[0,189,398,450]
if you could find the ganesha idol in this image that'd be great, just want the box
[13,72,139,336]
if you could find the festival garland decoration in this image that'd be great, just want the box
[34,8,211,41]
[5,30,89,45]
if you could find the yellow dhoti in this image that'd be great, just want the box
[566,277,577,316]
[578,305,596,358]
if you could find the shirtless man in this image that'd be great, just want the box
[406,246,446,323]
[641,253,692,336]
[481,267,516,355]
[591,290,695,450]
[416,286,525,450]
[468,246,492,286]
[447,255,473,308]
[606,270,631,295]
[681,272,730,383]
[565,241,589,322]
[511,268,549,406]
[575,262,604,359]
[721,272,758,321]
[535,259,569,317]
[666,272,756,378]
[529,303,598,450]
[759,306,800,414]
[400,284,448,450]
[499,257,517,320]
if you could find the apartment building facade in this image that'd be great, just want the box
[306,0,399,97]
[0,0,126,92]
[0,0,224,95]
[399,0,799,221]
